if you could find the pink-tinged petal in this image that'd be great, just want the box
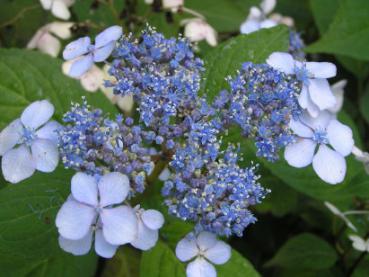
[187,258,216,277]
[240,19,260,34]
[93,41,115,62]
[100,205,137,245]
[69,55,94,78]
[95,229,118,258]
[175,236,198,262]
[266,52,295,75]
[289,119,313,138]
[80,65,104,92]
[35,120,62,144]
[141,209,164,230]
[71,172,98,206]
[58,231,93,256]
[284,138,316,168]
[1,145,35,183]
[312,145,346,184]
[204,241,231,265]
[51,0,71,20]
[21,100,54,129]
[260,0,276,14]
[31,139,59,172]
[327,120,354,157]
[48,22,73,39]
[306,62,337,79]
[95,26,122,48]
[0,119,23,156]
[36,32,61,57]
[131,219,158,250]
[196,232,217,252]
[301,111,332,130]
[63,37,91,60]
[308,79,336,111]
[98,172,130,207]
[55,197,96,240]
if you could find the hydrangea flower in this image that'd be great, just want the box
[63,26,122,77]
[348,235,369,252]
[183,18,217,46]
[285,111,354,184]
[131,206,165,250]
[267,52,337,117]
[176,232,231,277]
[56,172,137,257]
[40,0,75,20]
[0,100,60,183]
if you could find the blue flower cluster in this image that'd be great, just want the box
[216,62,302,162]
[58,99,153,194]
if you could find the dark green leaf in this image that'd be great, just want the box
[359,83,369,124]
[218,249,260,277]
[102,247,141,277]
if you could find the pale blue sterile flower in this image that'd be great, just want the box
[0,100,60,184]
[63,25,122,78]
[267,52,337,117]
[285,111,354,184]
[56,172,138,258]
[176,232,231,277]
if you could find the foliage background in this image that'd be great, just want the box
[0,0,368,276]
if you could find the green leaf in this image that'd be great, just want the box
[307,0,369,61]
[102,247,141,277]
[266,233,338,270]
[200,25,289,101]
[0,49,116,128]
[185,0,260,32]
[218,250,260,277]
[140,240,186,277]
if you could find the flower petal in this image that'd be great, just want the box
[98,172,130,207]
[312,145,346,184]
[266,52,295,75]
[175,236,198,262]
[71,172,98,206]
[68,54,94,78]
[80,65,104,92]
[289,119,313,138]
[196,231,217,252]
[48,22,74,39]
[260,0,276,14]
[186,258,216,277]
[35,120,62,144]
[204,241,231,265]
[95,229,118,258]
[240,19,260,34]
[21,100,54,129]
[131,220,158,250]
[37,32,61,57]
[349,235,367,252]
[284,138,316,168]
[260,19,277,29]
[328,80,346,113]
[58,231,93,256]
[93,41,116,62]
[308,79,336,111]
[0,119,23,156]
[55,197,96,240]
[306,62,337,79]
[301,110,332,130]
[141,209,164,230]
[63,36,91,60]
[327,120,354,157]
[31,139,59,172]
[40,0,52,9]
[95,26,122,48]
[100,205,137,245]
[51,0,71,20]
[298,86,320,118]
[1,145,35,183]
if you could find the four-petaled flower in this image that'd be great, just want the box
[0,100,60,183]
[285,111,354,184]
[176,232,231,277]
[56,172,137,258]
[63,25,122,78]
[267,52,337,117]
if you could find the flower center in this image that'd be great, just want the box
[21,127,37,146]
[312,129,328,144]
[294,64,310,86]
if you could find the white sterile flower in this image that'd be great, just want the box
[352,146,369,174]
[285,111,354,184]
[27,22,73,57]
[240,6,278,34]
[56,172,138,258]
[40,0,75,20]
[183,18,217,47]
[268,13,294,27]
[267,52,337,117]
[348,235,369,252]
[176,232,231,277]
[328,80,347,114]
[0,100,60,184]
[131,206,164,250]
[324,202,357,232]
[162,0,184,12]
